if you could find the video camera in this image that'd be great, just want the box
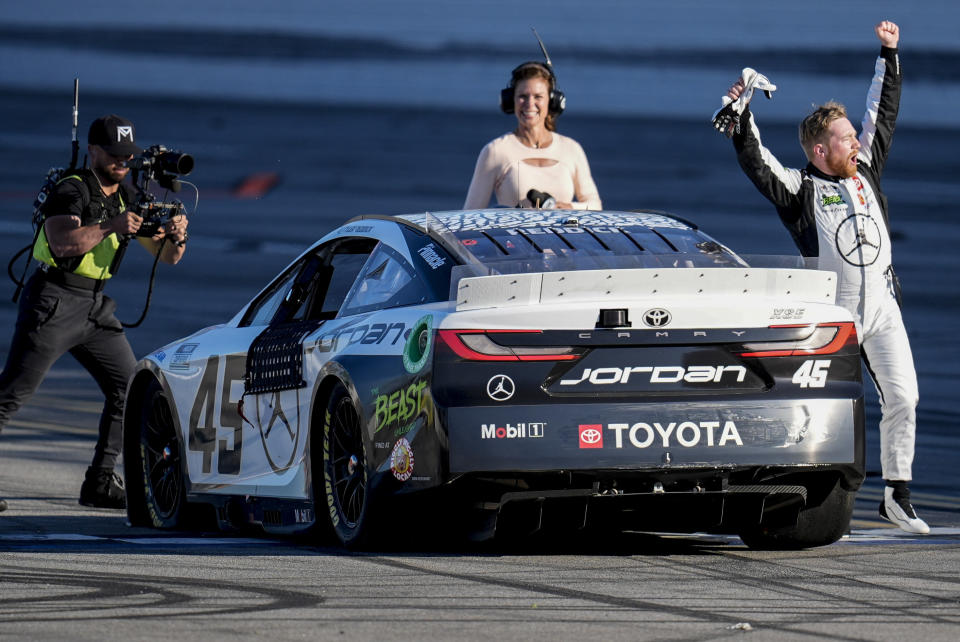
[125,144,194,237]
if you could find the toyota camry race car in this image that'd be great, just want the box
[124,209,865,550]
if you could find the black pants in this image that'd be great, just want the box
[0,270,135,470]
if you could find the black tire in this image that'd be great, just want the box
[320,383,376,548]
[125,378,186,529]
[738,479,855,550]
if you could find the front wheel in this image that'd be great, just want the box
[125,378,186,529]
[738,479,855,550]
[320,383,377,548]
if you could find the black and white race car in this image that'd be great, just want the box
[124,209,864,549]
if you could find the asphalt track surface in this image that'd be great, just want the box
[1,90,959,640]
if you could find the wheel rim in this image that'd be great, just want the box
[328,395,366,528]
[141,390,182,519]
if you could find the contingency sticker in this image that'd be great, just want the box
[390,437,415,482]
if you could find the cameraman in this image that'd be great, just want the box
[0,114,189,513]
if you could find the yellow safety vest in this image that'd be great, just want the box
[32,174,125,280]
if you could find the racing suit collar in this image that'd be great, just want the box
[805,161,855,183]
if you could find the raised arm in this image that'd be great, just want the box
[732,106,804,218]
[858,20,901,173]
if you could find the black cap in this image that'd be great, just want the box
[88,114,141,156]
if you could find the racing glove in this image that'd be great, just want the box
[712,67,777,138]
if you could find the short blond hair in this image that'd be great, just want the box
[799,102,847,160]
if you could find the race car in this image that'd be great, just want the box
[123,209,865,550]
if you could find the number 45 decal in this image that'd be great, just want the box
[188,354,246,475]
[792,359,831,388]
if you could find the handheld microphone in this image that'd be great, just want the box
[527,189,556,209]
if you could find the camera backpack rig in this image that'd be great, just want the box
[6,79,196,328]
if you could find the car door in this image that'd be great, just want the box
[166,249,322,494]
[242,237,377,497]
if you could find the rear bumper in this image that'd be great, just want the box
[447,398,862,473]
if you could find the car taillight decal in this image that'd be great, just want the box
[437,329,580,362]
[739,322,857,358]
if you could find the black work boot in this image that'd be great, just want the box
[79,467,127,509]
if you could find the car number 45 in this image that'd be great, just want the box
[792,359,831,388]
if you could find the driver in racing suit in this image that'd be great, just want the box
[724,21,929,534]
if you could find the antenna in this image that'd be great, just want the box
[531,27,554,71]
[69,78,79,170]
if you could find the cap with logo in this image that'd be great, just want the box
[88,114,141,156]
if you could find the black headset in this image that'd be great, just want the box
[499,61,566,116]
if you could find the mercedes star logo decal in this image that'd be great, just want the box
[642,308,671,327]
[486,374,515,401]
[835,213,882,267]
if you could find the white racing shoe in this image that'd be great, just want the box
[879,485,930,534]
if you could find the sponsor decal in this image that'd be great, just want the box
[169,342,199,370]
[293,508,313,524]
[153,350,166,363]
[255,389,301,473]
[578,424,603,448]
[486,374,516,401]
[323,410,339,527]
[390,437,414,481]
[560,365,747,386]
[339,224,373,234]
[835,213,882,267]
[606,421,743,449]
[642,308,671,328]
[821,194,844,207]
[116,125,134,141]
[402,315,433,373]
[504,226,585,235]
[417,243,446,269]
[480,422,545,439]
[374,379,430,433]
[315,321,406,353]
[852,176,867,205]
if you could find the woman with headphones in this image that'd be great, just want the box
[463,61,602,210]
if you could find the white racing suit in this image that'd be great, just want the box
[733,46,918,481]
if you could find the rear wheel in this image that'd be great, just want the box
[125,378,186,529]
[738,479,854,550]
[321,383,376,548]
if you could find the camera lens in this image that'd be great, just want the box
[160,152,194,176]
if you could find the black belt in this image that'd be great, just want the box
[38,265,106,291]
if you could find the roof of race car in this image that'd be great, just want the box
[389,209,740,269]
[396,209,695,233]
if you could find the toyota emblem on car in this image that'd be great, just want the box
[642,308,672,327]
[486,374,515,401]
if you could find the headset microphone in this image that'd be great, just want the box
[500,27,566,116]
